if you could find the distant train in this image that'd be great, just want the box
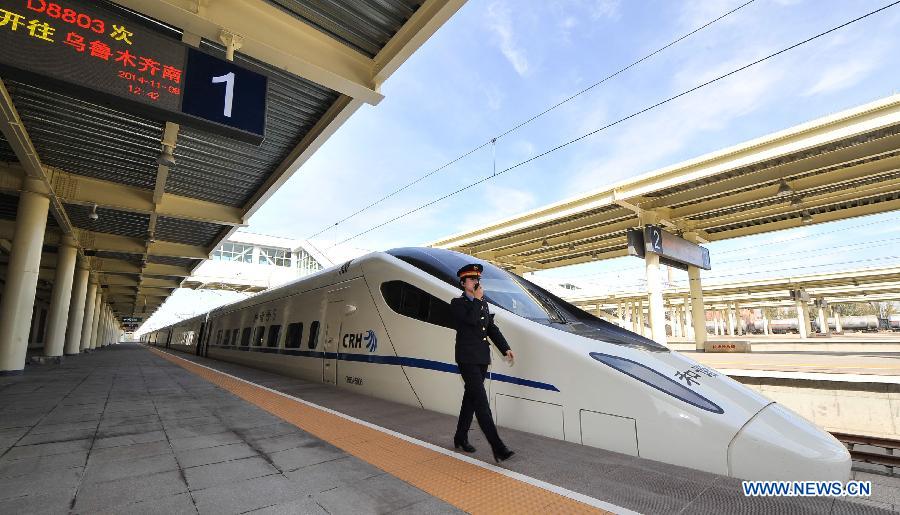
[890,314,900,331]
[750,316,881,334]
[705,315,892,334]
[143,247,849,481]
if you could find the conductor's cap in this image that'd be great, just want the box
[456,263,483,280]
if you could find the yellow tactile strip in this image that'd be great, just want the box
[148,348,606,514]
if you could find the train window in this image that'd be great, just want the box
[267,325,281,347]
[386,247,549,322]
[285,323,303,349]
[216,330,223,345]
[241,328,251,348]
[308,321,320,349]
[589,353,724,414]
[231,329,239,347]
[400,285,430,320]
[380,281,453,330]
[222,329,231,346]
[254,327,265,346]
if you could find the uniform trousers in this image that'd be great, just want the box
[455,363,505,452]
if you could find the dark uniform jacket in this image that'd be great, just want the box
[450,293,511,365]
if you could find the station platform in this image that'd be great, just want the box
[1,345,894,514]
[669,333,900,355]
[687,351,900,382]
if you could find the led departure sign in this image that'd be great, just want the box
[0,0,267,144]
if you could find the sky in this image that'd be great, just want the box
[140,0,900,331]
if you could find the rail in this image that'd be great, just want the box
[833,432,900,469]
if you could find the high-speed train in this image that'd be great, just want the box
[143,247,850,481]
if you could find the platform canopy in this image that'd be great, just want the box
[567,265,900,312]
[0,0,463,325]
[430,94,900,272]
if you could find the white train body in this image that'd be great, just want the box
[144,248,849,481]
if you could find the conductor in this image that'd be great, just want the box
[451,263,515,463]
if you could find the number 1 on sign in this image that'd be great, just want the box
[211,72,235,117]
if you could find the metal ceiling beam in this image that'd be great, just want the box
[0,79,79,246]
[3,250,189,279]
[93,258,191,278]
[466,211,634,256]
[0,163,244,226]
[68,229,208,260]
[115,0,383,104]
[708,195,900,241]
[698,176,900,232]
[652,136,900,212]
[99,275,179,288]
[674,155,900,222]
[140,120,182,319]
[486,219,637,262]
[105,287,172,298]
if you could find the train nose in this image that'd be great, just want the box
[728,403,851,481]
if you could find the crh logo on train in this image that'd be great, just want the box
[342,330,377,352]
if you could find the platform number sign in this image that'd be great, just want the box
[182,49,267,143]
[211,72,235,117]
[647,226,663,254]
[641,225,712,270]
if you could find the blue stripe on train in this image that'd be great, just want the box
[208,344,559,392]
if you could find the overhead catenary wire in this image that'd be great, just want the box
[575,256,900,302]
[577,237,900,283]
[327,1,900,250]
[598,255,900,292]
[574,243,900,291]
[545,214,900,282]
[307,0,758,240]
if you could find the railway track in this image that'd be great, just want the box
[833,432,900,471]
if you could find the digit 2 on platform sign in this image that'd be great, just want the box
[181,48,267,143]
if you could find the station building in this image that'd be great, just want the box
[186,232,328,292]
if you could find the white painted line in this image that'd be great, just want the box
[721,368,900,384]
[153,347,636,515]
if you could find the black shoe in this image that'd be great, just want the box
[493,448,515,463]
[454,438,476,453]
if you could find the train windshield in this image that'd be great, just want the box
[386,247,553,322]
[386,248,667,352]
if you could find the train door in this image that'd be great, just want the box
[196,322,207,356]
[322,290,347,385]
[165,330,172,349]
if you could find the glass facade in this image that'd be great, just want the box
[296,248,323,275]
[258,246,291,267]
[212,242,254,263]
[211,240,323,273]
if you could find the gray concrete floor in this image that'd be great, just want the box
[0,345,460,515]
[174,346,900,514]
[2,344,897,514]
